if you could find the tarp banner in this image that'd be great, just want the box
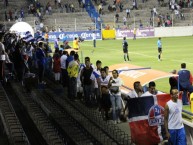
[48,30,102,42]
[116,28,154,38]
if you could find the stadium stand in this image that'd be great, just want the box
[97,0,193,29]
[1,0,193,31]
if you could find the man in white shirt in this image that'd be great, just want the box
[164,88,186,145]
[126,8,130,18]
[141,81,163,97]
[60,51,68,87]
[127,81,144,98]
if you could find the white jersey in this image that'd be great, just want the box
[100,75,110,87]
[141,90,164,97]
[167,99,184,129]
[128,90,143,98]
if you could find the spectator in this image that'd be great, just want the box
[63,42,71,49]
[141,81,163,96]
[178,63,193,105]
[139,20,143,28]
[108,69,122,124]
[80,58,94,106]
[9,10,13,21]
[153,6,157,16]
[0,35,5,81]
[105,24,110,30]
[115,13,119,23]
[61,50,68,85]
[127,81,144,98]
[132,0,138,10]
[20,8,24,20]
[99,68,111,120]
[164,88,187,145]
[169,70,178,91]
[98,4,103,15]
[36,42,46,84]
[53,50,61,82]
[5,0,8,7]
[54,38,60,50]
[67,50,79,101]
[14,9,18,20]
[123,16,127,25]
[5,11,8,21]
[126,8,130,18]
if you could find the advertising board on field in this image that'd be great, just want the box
[116,28,154,39]
[48,30,102,42]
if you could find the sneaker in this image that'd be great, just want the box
[117,119,121,124]
[113,121,117,124]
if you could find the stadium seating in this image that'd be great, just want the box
[98,0,193,28]
[1,0,193,31]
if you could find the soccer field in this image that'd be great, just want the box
[53,36,193,93]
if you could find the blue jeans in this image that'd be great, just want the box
[84,85,94,105]
[110,94,122,121]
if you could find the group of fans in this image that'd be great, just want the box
[0,30,190,144]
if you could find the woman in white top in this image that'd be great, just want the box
[108,69,122,124]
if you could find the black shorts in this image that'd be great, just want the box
[158,47,162,53]
[123,49,128,53]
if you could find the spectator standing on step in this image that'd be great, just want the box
[164,88,187,145]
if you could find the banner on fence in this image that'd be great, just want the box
[48,30,102,42]
[116,28,154,39]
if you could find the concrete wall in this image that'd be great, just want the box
[155,26,193,37]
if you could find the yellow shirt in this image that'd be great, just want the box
[133,28,137,34]
[67,61,79,78]
[73,40,79,49]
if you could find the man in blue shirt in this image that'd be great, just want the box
[157,37,162,61]
[178,63,193,105]
[36,42,46,84]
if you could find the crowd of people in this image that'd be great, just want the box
[0,28,191,144]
